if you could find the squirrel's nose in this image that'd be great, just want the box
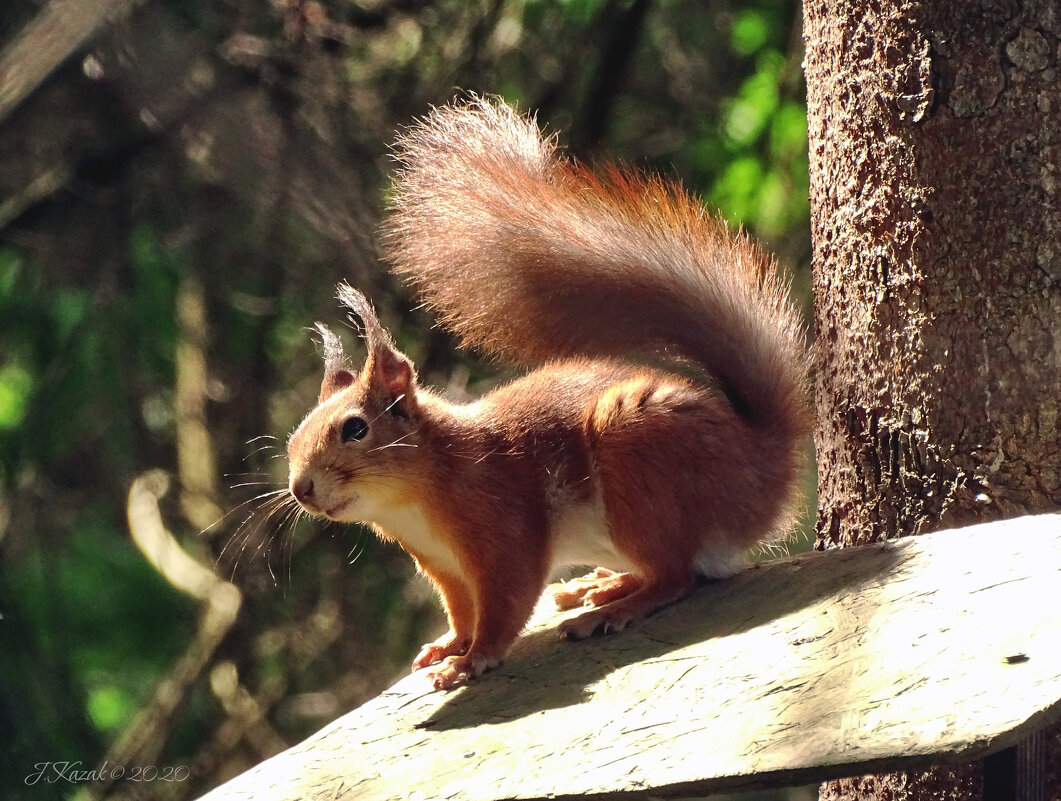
[292,477,315,505]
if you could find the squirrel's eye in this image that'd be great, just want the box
[340,416,369,442]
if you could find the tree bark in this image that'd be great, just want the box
[803,0,1061,798]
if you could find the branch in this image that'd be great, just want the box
[84,472,242,800]
[0,0,140,125]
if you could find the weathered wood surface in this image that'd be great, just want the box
[200,514,1061,801]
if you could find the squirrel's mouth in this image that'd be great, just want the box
[324,498,354,520]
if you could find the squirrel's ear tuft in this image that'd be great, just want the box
[314,323,346,373]
[338,283,418,415]
[337,282,396,354]
[314,323,355,403]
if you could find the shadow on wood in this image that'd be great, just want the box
[199,513,1061,801]
[418,541,900,732]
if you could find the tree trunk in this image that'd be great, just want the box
[803,0,1061,799]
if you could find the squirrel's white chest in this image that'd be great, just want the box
[548,491,631,573]
[369,503,464,579]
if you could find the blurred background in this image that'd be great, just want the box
[0,0,812,798]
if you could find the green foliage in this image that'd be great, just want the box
[666,1,810,243]
[128,225,182,355]
[730,9,771,56]
[543,0,607,25]
[23,516,192,735]
[0,248,31,434]
[0,361,32,431]
[0,223,198,785]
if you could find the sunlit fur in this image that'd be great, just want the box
[286,97,811,690]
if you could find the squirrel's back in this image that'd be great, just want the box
[383,97,809,445]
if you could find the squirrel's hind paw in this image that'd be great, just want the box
[558,575,696,640]
[550,568,639,610]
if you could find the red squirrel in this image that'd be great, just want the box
[286,97,810,690]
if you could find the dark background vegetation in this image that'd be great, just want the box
[0,0,811,798]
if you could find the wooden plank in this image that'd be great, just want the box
[198,513,1061,800]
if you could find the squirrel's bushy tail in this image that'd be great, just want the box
[382,96,810,440]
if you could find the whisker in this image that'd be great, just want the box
[347,528,370,565]
[336,475,396,490]
[278,503,318,588]
[224,510,262,573]
[276,499,304,536]
[218,491,294,574]
[264,550,278,586]
[442,447,523,462]
[244,443,280,461]
[200,488,289,536]
[366,443,418,456]
[367,394,407,426]
[245,435,278,445]
[366,430,419,455]
[246,498,299,583]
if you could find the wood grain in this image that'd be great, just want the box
[198,514,1061,800]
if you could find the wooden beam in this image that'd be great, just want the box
[0,0,140,126]
[198,513,1061,800]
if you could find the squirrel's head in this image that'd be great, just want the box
[286,284,420,523]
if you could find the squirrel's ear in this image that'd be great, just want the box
[314,323,355,403]
[319,368,355,404]
[363,345,417,416]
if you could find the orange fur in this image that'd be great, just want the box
[286,97,811,690]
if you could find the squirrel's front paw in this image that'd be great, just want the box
[426,653,498,690]
[412,633,471,671]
